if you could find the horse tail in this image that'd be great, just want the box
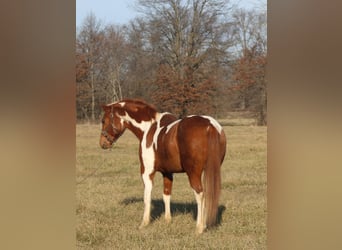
[203,126,226,228]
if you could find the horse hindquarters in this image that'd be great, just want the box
[178,117,226,233]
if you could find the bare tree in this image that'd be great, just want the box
[76,13,105,121]
[135,0,235,116]
[232,8,266,57]
[231,8,267,125]
[99,24,128,103]
[123,18,160,99]
[75,4,267,123]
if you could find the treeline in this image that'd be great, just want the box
[76,0,267,125]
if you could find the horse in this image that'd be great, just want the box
[99,99,226,234]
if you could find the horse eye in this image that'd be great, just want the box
[101,119,105,124]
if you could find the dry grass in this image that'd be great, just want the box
[76,121,266,249]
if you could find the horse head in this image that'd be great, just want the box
[99,104,126,149]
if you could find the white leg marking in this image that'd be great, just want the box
[163,194,172,223]
[193,190,206,234]
[140,129,155,229]
[140,174,153,228]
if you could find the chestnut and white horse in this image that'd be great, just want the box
[99,99,226,233]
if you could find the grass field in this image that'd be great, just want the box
[76,119,266,249]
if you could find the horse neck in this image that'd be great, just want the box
[121,111,157,142]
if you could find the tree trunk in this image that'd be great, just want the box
[257,88,267,125]
[91,67,95,122]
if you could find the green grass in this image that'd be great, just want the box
[76,122,266,249]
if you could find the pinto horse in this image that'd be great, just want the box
[99,99,226,234]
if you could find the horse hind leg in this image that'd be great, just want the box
[193,190,206,234]
[162,173,173,223]
[189,175,206,234]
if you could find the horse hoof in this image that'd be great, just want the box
[139,221,149,229]
[165,216,172,224]
[196,225,206,234]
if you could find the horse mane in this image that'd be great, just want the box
[116,98,158,121]
[120,98,158,113]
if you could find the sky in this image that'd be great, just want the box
[76,0,266,27]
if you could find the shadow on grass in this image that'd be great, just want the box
[120,197,226,225]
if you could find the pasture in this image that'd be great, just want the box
[76,116,266,249]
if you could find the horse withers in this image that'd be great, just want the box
[99,99,226,234]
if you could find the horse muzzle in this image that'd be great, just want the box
[100,141,111,149]
[100,132,114,149]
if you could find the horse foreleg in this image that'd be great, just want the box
[162,173,173,223]
[140,173,154,229]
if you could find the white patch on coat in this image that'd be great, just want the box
[165,119,180,134]
[106,101,118,106]
[153,112,168,149]
[184,115,223,134]
[121,111,153,132]
[140,117,155,170]
[201,115,222,134]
